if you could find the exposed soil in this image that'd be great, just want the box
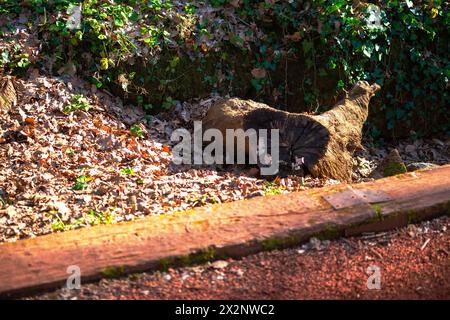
[29,216,450,300]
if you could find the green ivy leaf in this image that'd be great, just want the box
[302,40,313,54]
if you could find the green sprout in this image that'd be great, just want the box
[120,167,135,175]
[87,208,114,225]
[263,181,285,196]
[73,175,92,190]
[64,94,92,113]
[130,124,145,138]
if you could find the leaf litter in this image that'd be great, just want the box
[0,20,449,243]
[0,72,340,243]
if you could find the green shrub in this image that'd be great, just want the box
[0,0,448,138]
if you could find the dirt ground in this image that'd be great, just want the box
[29,215,449,300]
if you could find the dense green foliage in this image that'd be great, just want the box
[0,0,448,138]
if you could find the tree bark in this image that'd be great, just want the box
[0,76,17,113]
[203,81,381,181]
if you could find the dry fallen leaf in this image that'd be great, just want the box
[251,67,267,79]
[290,31,301,42]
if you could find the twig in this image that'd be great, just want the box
[420,238,431,251]
[342,238,358,250]
[360,231,391,240]
[369,248,383,260]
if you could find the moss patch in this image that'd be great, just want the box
[179,247,217,266]
[382,162,407,177]
[318,225,341,240]
[261,235,298,251]
[158,257,175,271]
[407,209,419,224]
[371,204,384,221]
[101,266,125,279]
[158,247,217,271]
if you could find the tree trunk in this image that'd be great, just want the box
[203,81,381,181]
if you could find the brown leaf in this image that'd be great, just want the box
[290,31,301,42]
[405,144,416,153]
[162,145,171,153]
[25,117,36,126]
[251,68,266,79]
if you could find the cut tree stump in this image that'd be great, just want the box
[203,81,381,181]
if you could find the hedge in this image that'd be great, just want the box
[0,0,448,139]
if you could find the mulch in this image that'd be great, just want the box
[29,216,449,300]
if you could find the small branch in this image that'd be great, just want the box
[420,238,430,251]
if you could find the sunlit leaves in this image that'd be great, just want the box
[73,175,92,191]
[64,94,92,113]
